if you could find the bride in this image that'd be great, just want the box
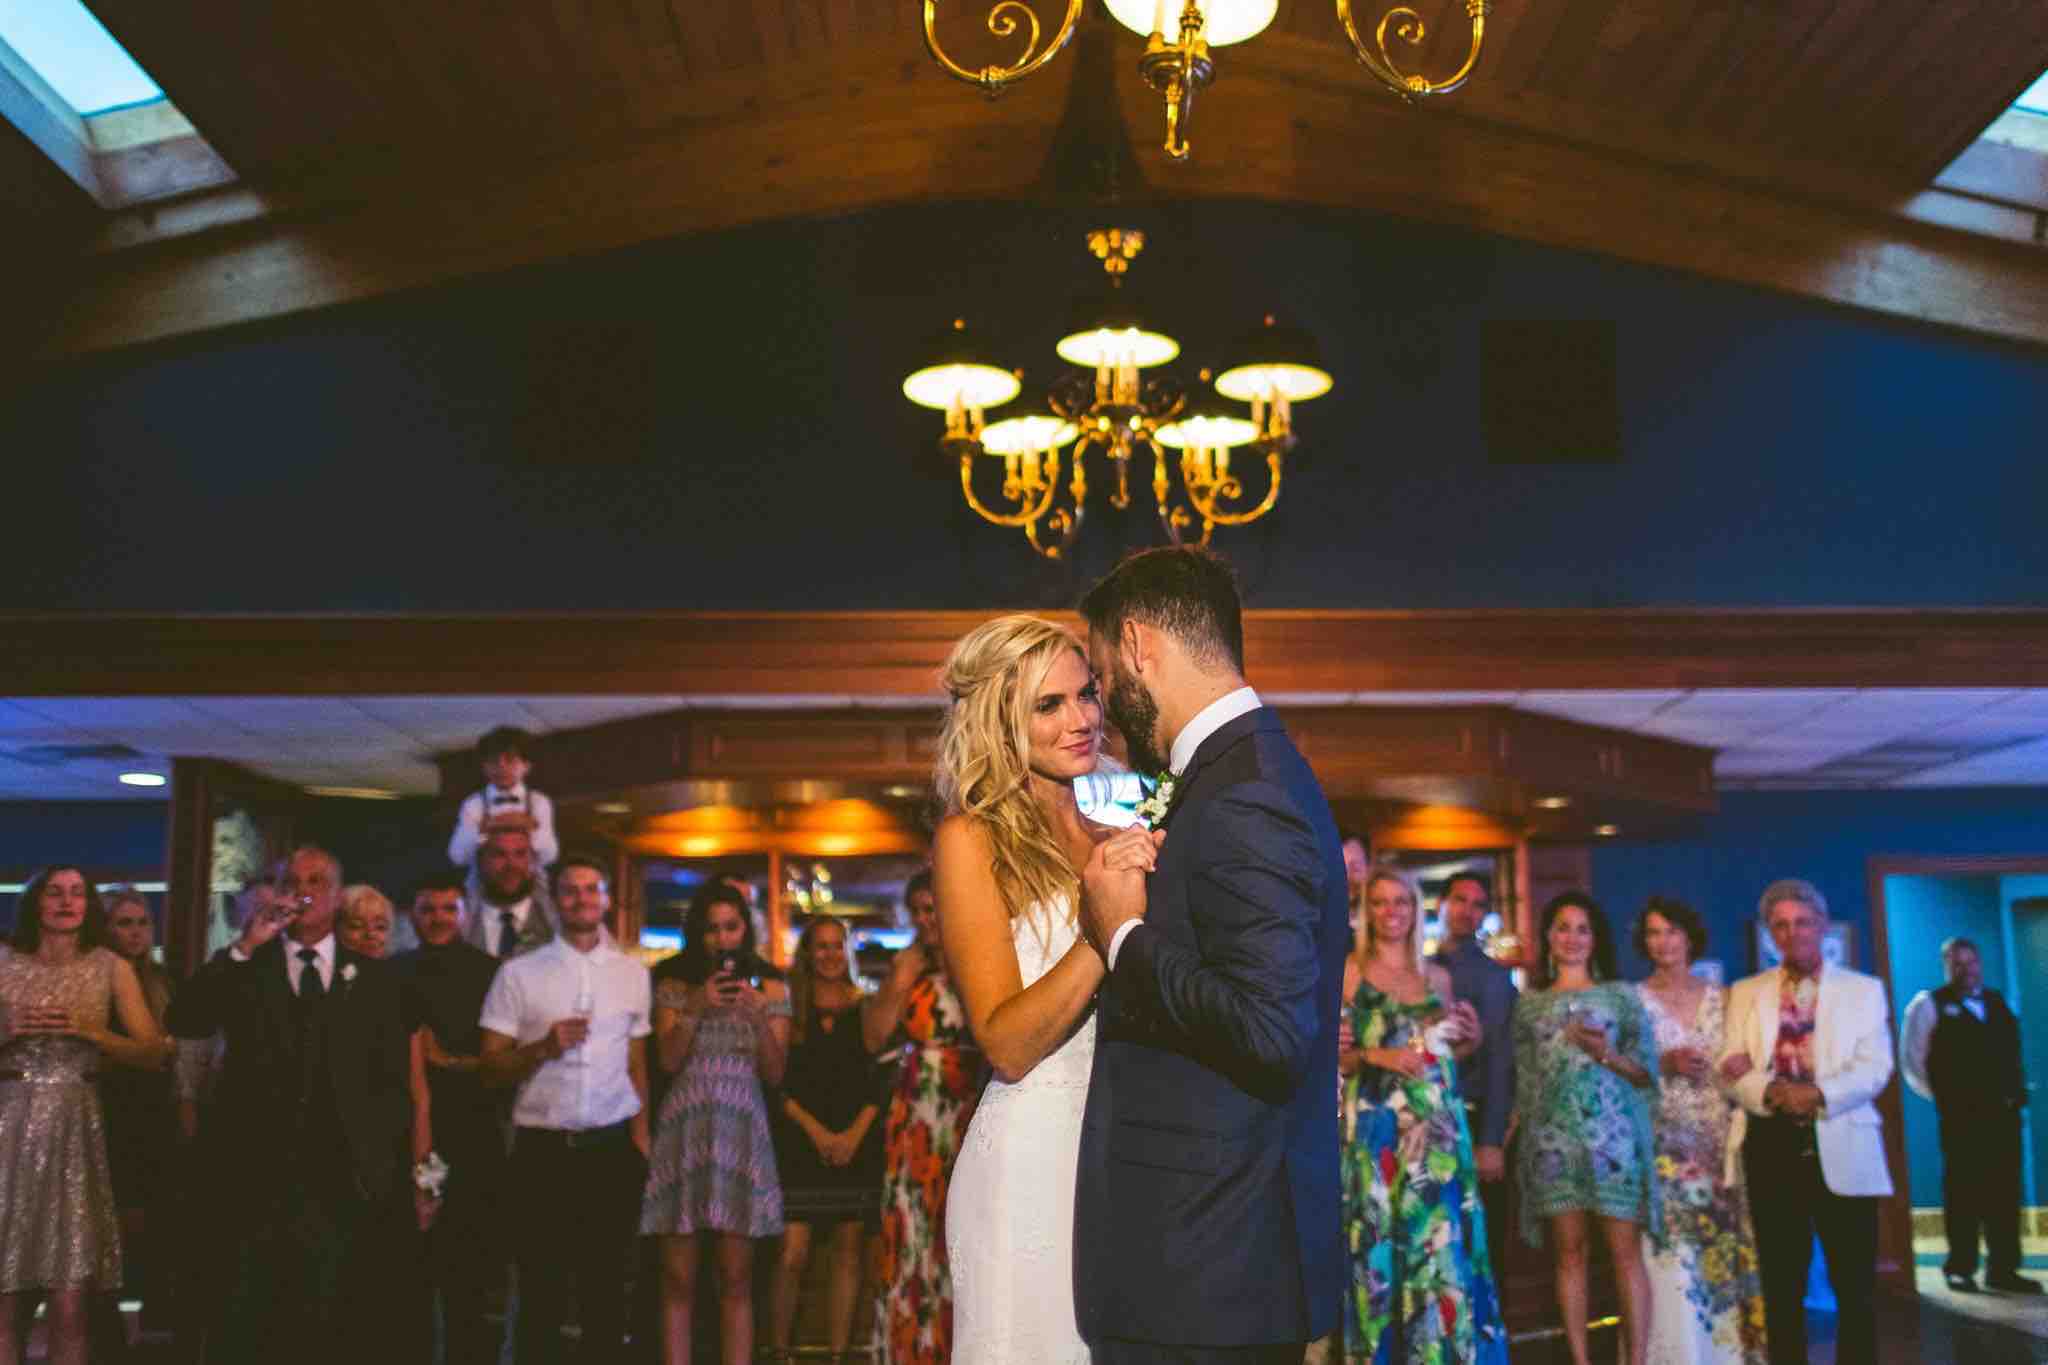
[934,614,1151,1363]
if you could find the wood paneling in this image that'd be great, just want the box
[8,609,2048,697]
[31,4,2048,354]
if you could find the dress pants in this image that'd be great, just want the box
[1939,1106,2025,1280]
[1743,1120,1878,1365]
[510,1123,647,1365]
[213,1173,387,1365]
[402,1133,509,1365]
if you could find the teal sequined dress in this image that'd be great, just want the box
[1340,982,1507,1365]
[1512,983,1662,1247]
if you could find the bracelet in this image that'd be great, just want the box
[413,1151,449,1199]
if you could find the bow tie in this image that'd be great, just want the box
[490,795,520,805]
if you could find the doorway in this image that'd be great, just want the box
[1872,858,2048,1328]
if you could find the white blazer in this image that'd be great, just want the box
[1719,965,1896,1197]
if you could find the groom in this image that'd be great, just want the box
[1076,547,1348,1364]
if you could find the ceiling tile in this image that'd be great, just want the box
[1516,691,1687,727]
[1889,737,2048,787]
[512,697,687,729]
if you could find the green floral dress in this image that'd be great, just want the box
[1340,982,1507,1365]
[1512,983,1662,1247]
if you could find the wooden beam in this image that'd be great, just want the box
[32,32,2048,359]
[4,609,2048,696]
[164,756,218,978]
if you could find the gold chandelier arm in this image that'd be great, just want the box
[1183,450,1283,526]
[923,0,1083,94]
[958,450,1060,528]
[1334,0,1491,99]
[1026,505,1084,559]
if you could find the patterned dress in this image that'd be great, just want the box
[1513,983,1662,1246]
[1637,984,1768,1365]
[873,970,985,1365]
[1340,982,1507,1365]
[640,982,789,1237]
[0,947,123,1290]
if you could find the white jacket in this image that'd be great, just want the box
[1719,965,1896,1197]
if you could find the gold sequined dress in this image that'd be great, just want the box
[0,947,122,1290]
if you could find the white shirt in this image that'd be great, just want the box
[448,783,559,867]
[475,897,535,957]
[479,930,652,1131]
[229,931,335,994]
[1900,987,1989,1102]
[1109,686,1262,969]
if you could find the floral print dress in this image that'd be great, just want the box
[873,970,986,1365]
[1513,983,1662,1246]
[1340,982,1507,1365]
[1638,984,1768,1365]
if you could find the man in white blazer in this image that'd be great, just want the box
[1719,878,1893,1365]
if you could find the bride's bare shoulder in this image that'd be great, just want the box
[933,813,996,875]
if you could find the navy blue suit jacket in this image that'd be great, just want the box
[1075,707,1348,1347]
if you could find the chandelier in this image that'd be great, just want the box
[922,0,1490,160]
[903,226,1330,559]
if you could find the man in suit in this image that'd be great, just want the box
[391,869,509,1363]
[1901,936,2039,1294]
[463,825,559,958]
[1430,872,1517,1277]
[1077,547,1348,1365]
[169,844,419,1365]
[1719,878,1895,1365]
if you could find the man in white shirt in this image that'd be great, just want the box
[462,827,559,960]
[480,855,651,1365]
[1900,936,2037,1294]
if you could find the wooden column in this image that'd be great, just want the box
[765,848,787,967]
[611,845,642,947]
[164,756,217,979]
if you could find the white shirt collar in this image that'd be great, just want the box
[485,782,527,802]
[483,896,533,927]
[541,926,620,963]
[287,932,336,964]
[1168,686,1262,776]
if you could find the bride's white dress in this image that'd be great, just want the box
[947,899,1096,1363]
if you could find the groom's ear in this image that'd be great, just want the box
[1120,617,1150,673]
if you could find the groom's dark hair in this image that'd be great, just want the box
[1079,547,1244,673]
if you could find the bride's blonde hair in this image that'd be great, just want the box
[935,614,1088,928]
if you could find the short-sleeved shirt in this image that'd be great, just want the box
[479,930,652,1131]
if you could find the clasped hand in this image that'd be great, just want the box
[5,1003,80,1038]
[1079,826,1164,956]
[1764,1078,1824,1118]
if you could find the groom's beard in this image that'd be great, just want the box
[1106,667,1167,775]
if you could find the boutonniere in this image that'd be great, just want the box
[1133,772,1178,830]
[340,963,358,985]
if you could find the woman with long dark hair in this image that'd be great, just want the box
[1513,890,1660,1365]
[641,881,789,1365]
[1634,898,1766,1364]
[769,917,882,1358]
[0,867,170,1365]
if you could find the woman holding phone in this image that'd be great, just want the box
[641,882,791,1365]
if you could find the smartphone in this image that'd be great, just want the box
[719,954,739,978]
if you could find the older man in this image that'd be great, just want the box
[1430,873,1517,1267]
[1720,879,1894,1365]
[170,845,420,1365]
[1901,936,2038,1295]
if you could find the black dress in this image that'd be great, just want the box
[774,1001,884,1227]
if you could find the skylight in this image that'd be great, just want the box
[0,0,235,208]
[2016,69,2048,118]
[0,0,159,116]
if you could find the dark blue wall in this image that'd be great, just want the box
[0,800,168,934]
[1591,789,2048,989]
[7,200,2048,613]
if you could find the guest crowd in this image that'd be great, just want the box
[0,723,2033,1365]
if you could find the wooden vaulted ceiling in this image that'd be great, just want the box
[21,0,2048,355]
